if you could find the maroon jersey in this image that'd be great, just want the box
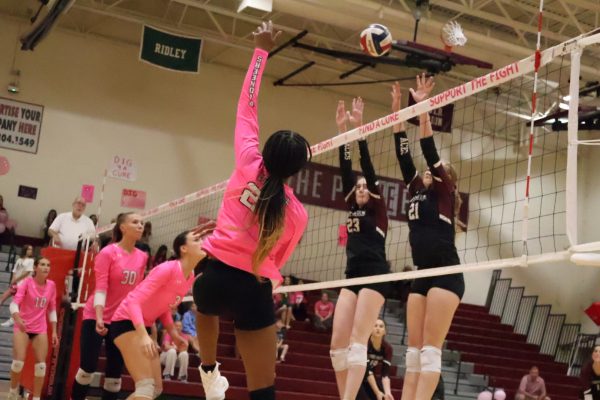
[365,338,393,379]
[339,140,389,273]
[394,131,459,268]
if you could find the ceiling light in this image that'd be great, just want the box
[238,0,272,13]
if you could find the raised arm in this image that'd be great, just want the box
[348,97,379,194]
[234,21,281,168]
[411,74,455,194]
[336,100,356,197]
[392,82,420,192]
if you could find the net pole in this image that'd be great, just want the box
[566,48,582,246]
[522,0,545,257]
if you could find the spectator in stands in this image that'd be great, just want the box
[0,195,17,246]
[0,245,34,327]
[290,279,309,322]
[160,320,190,382]
[42,209,57,246]
[478,388,507,400]
[515,366,550,400]
[135,221,153,269]
[580,345,600,400]
[357,319,394,400]
[89,214,98,226]
[274,276,293,329]
[313,291,335,331]
[48,196,96,250]
[153,244,168,268]
[275,319,289,363]
[181,302,200,353]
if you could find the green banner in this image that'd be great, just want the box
[140,26,202,73]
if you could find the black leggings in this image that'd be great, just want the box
[79,319,124,378]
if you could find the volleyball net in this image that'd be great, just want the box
[83,29,600,299]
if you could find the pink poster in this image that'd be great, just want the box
[338,224,348,247]
[81,185,95,203]
[121,189,146,209]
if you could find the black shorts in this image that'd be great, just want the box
[411,273,465,299]
[108,320,151,342]
[80,319,124,379]
[410,242,464,299]
[345,263,391,298]
[26,332,38,340]
[193,258,275,331]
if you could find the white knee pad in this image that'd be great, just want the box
[153,386,163,399]
[330,348,348,372]
[477,391,493,400]
[494,389,507,400]
[34,362,46,377]
[103,377,122,393]
[134,378,155,399]
[346,343,368,367]
[420,346,442,373]
[75,368,93,385]
[405,347,421,373]
[11,360,24,373]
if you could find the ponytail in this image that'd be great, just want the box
[251,175,286,277]
[443,162,462,218]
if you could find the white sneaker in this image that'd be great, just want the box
[199,362,229,400]
[1,318,14,327]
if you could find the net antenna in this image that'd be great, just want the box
[441,21,467,52]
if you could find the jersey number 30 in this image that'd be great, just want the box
[347,218,360,233]
[408,202,420,221]
[120,271,137,285]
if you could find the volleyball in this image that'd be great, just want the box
[359,24,393,57]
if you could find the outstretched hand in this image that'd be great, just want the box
[391,82,402,112]
[409,73,435,103]
[253,21,282,52]
[336,100,347,132]
[346,97,364,128]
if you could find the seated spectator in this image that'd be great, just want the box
[89,214,98,226]
[515,366,550,400]
[313,291,334,332]
[152,244,168,268]
[0,245,34,327]
[48,196,96,250]
[275,319,289,363]
[181,302,200,353]
[274,276,293,329]
[580,345,600,400]
[478,388,507,400]
[289,280,309,322]
[0,194,17,246]
[160,321,190,382]
[42,209,57,246]
[357,319,393,400]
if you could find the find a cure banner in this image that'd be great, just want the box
[0,97,43,154]
[139,25,203,73]
[288,162,469,231]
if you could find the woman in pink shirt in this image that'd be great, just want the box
[8,257,58,400]
[192,21,311,400]
[109,228,210,400]
[71,212,148,400]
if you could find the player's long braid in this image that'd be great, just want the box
[252,130,311,277]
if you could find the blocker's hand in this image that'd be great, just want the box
[254,21,282,52]
[409,73,435,103]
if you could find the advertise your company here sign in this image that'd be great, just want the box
[0,97,43,154]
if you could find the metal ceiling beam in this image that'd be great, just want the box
[557,0,586,34]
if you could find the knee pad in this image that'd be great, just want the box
[34,362,46,377]
[11,360,24,373]
[346,343,368,367]
[153,386,163,399]
[103,377,121,393]
[494,389,507,400]
[75,368,93,385]
[420,346,442,373]
[329,348,348,372]
[405,347,421,373]
[134,378,155,399]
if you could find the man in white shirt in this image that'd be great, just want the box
[48,196,96,250]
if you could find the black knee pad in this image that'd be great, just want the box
[249,385,275,400]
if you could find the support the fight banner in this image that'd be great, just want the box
[0,97,43,154]
[140,25,203,73]
[288,162,469,230]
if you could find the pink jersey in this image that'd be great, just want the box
[12,277,57,334]
[111,260,193,328]
[202,48,308,283]
[82,244,148,323]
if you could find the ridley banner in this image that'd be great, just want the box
[139,25,203,73]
